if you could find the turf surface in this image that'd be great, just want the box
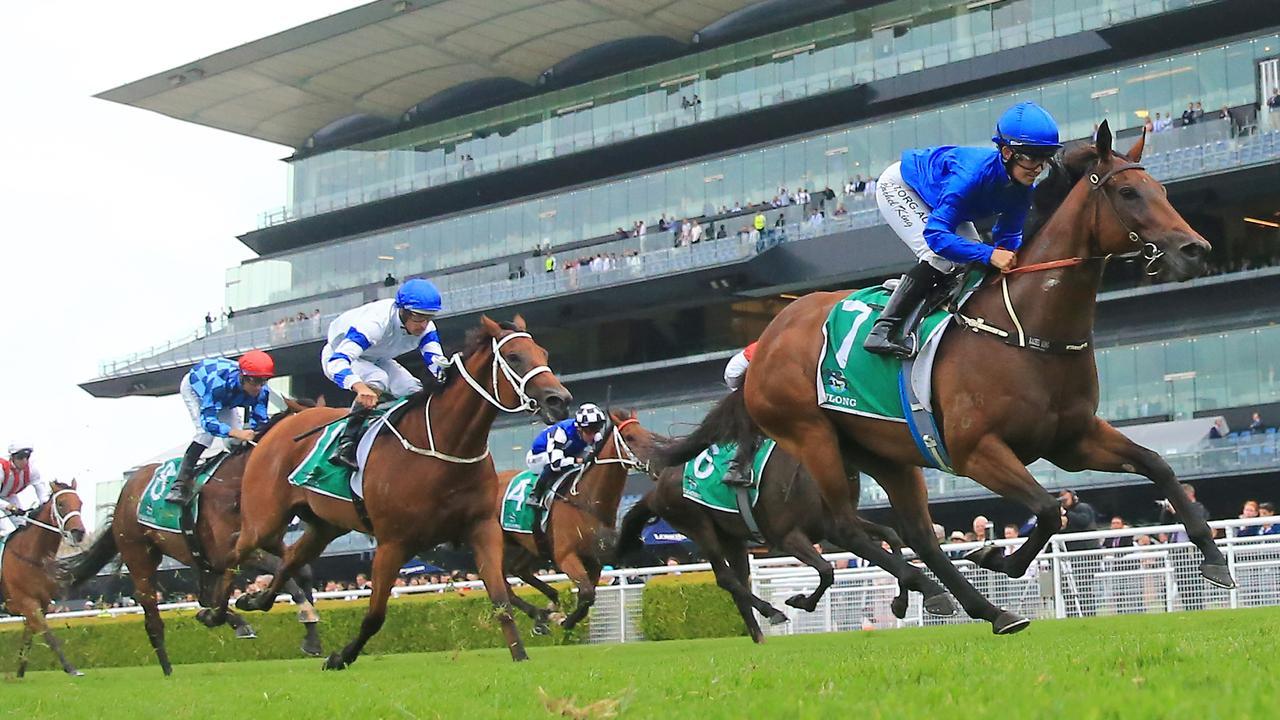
[5,606,1277,719]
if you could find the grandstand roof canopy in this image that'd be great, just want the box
[96,0,782,150]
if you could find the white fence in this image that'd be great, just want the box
[11,518,1279,646]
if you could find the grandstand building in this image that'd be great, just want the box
[86,0,1280,547]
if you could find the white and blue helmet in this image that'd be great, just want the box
[394,278,443,315]
[575,403,607,430]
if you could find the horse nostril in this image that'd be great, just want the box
[1179,241,1207,262]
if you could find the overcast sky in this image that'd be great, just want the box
[0,1,363,527]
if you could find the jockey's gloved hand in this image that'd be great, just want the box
[431,365,448,385]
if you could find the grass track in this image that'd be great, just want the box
[5,607,1278,720]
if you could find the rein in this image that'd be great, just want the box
[382,331,553,464]
[956,158,1151,354]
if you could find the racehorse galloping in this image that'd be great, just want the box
[501,409,657,634]
[227,316,572,668]
[687,122,1228,633]
[64,410,322,676]
[629,439,954,642]
[1,481,86,677]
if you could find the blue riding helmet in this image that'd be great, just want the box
[394,278,443,314]
[992,101,1062,157]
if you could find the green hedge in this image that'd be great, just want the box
[640,572,745,641]
[0,587,584,673]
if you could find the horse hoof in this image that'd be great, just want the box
[301,639,323,657]
[194,608,220,628]
[1200,562,1236,589]
[767,610,790,626]
[532,623,550,636]
[784,594,813,612]
[890,595,909,620]
[69,670,85,677]
[964,545,1003,571]
[923,594,958,617]
[234,594,256,612]
[992,610,1031,635]
[235,625,257,640]
[322,653,348,671]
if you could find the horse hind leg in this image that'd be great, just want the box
[773,530,834,613]
[19,607,81,677]
[43,627,83,677]
[846,516,955,618]
[557,555,598,632]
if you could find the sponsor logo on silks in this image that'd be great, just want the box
[825,394,858,409]
[824,370,848,393]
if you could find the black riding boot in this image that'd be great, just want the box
[863,262,947,359]
[530,466,560,509]
[329,406,371,470]
[165,441,208,505]
[722,437,759,487]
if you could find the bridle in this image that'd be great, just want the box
[956,157,1153,354]
[382,331,557,464]
[565,417,651,508]
[13,488,82,542]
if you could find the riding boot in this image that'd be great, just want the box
[329,406,372,470]
[165,442,208,505]
[530,466,559,509]
[863,262,947,359]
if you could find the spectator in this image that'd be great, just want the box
[972,515,991,542]
[1181,103,1196,126]
[1239,499,1261,537]
[657,214,669,232]
[1157,483,1207,543]
[1143,115,1154,133]
[864,175,876,198]
[1001,524,1021,555]
[1103,516,1133,548]
[854,174,867,194]
[753,211,766,236]
[1059,490,1099,616]
[544,254,556,273]
[204,312,214,336]
[1193,101,1204,121]
[1268,88,1280,131]
[689,221,704,244]
[1249,411,1264,433]
[225,306,235,320]
[383,272,397,287]
[1260,502,1278,535]
[716,224,727,239]
[932,523,945,543]
[1217,105,1230,122]
[946,530,967,559]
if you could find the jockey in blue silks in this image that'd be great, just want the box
[321,278,446,469]
[864,101,1062,358]
[525,403,608,508]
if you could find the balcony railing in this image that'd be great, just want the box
[96,123,1280,379]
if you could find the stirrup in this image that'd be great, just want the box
[329,449,359,470]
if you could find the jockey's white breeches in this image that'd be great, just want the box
[181,375,244,447]
[525,450,550,475]
[321,348,422,398]
[723,350,750,390]
[876,161,981,274]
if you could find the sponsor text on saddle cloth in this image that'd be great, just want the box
[136,455,228,533]
[681,440,776,513]
[287,398,411,501]
[500,469,578,534]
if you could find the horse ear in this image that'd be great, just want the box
[1095,119,1113,158]
[316,395,328,408]
[69,477,77,489]
[512,314,527,331]
[480,315,502,337]
[1126,129,1146,162]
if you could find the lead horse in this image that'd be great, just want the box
[225,316,572,668]
[675,122,1231,633]
[1,481,87,677]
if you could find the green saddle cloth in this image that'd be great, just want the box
[285,398,411,502]
[816,284,951,421]
[500,470,539,534]
[287,421,356,501]
[681,440,776,513]
[136,455,227,533]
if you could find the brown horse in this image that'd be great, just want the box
[501,409,658,634]
[225,316,572,668]
[670,122,1228,634]
[64,413,323,676]
[628,438,954,642]
[1,481,87,677]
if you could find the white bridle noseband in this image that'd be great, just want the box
[569,419,650,496]
[19,488,82,542]
[384,331,557,465]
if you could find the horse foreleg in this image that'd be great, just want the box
[324,541,410,671]
[556,554,596,632]
[124,545,173,675]
[15,623,33,678]
[960,437,1063,580]
[873,463,1024,634]
[468,519,528,662]
[837,517,955,618]
[1053,419,1233,588]
[240,524,341,613]
[773,529,834,613]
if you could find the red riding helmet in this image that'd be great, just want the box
[238,350,275,379]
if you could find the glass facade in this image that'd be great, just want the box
[271,0,1220,225]
[232,29,1280,310]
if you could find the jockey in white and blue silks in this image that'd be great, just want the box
[322,278,447,469]
[166,350,277,505]
[864,101,1062,358]
[0,442,50,538]
[526,404,608,508]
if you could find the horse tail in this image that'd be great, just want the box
[614,494,657,563]
[62,523,118,587]
[652,388,755,468]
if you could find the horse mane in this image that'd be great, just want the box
[399,320,523,413]
[1022,143,1098,244]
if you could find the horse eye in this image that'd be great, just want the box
[1119,186,1139,199]
[504,353,520,364]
